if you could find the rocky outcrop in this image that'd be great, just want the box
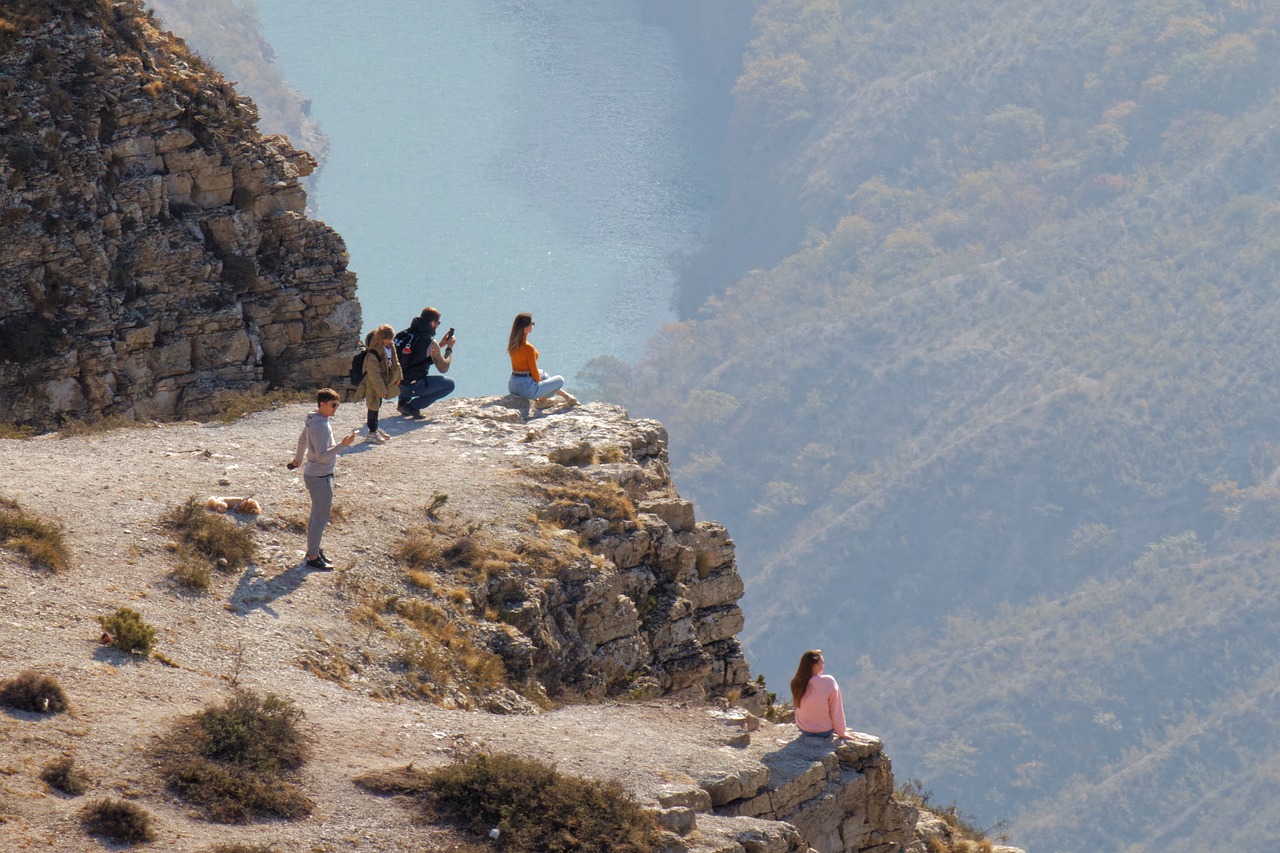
[445,397,760,708]
[0,1,358,427]
[644,718,915,853]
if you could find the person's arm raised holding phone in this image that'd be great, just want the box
[429,326,455,374]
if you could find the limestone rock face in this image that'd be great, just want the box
[450,397,761,707]
[0,1,359,427]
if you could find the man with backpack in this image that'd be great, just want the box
[396,306,456,418]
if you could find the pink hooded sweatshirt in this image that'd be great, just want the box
[794,673,847,735]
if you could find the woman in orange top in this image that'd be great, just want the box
[507,312,578,409]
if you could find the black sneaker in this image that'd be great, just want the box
[305,556,333,571]
[396,402,415,418]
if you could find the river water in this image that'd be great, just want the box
[251,0,716,396]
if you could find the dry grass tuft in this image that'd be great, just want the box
[81,797,155,843]
[209,388,312,423]
[0,669,69,713]
[0,496,70,571]
[164,497,256,589]
[40,755,88,795]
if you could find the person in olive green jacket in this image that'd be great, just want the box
[356,324,403,444]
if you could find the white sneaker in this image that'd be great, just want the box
[376,429,392,442]
[364,431,387,444]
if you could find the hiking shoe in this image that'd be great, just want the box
[396,402,416,418]
[305,556,333,571]
[561,393,579,408]
[376,429,392,441]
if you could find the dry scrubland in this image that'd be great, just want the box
[0,397,750,852]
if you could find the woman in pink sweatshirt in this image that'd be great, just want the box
[790,649,857,741]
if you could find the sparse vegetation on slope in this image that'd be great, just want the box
[356,751,660,853]
[163,496,257,590]
[154,689,313,823]
[0,496,69,572]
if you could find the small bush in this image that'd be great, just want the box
[81,797,155,843]
[165,497,256,572]
[358,752,658,852]
[0,496,70,571]
[41,756,88,795]
[96,607,158,655]
[0,669,69,713]
[155,689,313,823]
[170,547,213,591]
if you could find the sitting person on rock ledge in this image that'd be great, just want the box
[791,649,857,741]
[506,311,578,410]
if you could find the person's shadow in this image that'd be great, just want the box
[229,562,317,617]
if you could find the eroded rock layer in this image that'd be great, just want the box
[0,0,358,426]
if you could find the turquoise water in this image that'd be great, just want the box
[252,0,714,396]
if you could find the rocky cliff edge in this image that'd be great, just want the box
[0,397,1012,853]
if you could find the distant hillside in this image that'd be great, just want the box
[589,0,1280,849]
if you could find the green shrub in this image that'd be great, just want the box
[41,755,88,795]
[95,607,158,655]
[0,669,68,713]
[164,497,256,572]
[155,689,313,823]
[0,496,69,571]
[81,797,155,843]
[357,752,658,852]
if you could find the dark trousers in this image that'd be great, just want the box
[399,375,455,412]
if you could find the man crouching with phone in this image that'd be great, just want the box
[395,306,456,419]
[287,388,355,570]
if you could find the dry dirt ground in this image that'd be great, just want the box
[0,398,773,852]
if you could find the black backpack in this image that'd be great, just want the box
[395,328,432,375]
[348,349,367,386]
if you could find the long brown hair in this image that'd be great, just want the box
[790,649,823,708]
[507,312,533,354]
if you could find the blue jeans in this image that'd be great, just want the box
[508,371,564,399]
[399,375,455,412]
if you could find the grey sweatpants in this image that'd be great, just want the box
[304,473,334,557]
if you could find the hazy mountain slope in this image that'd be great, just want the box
[859,520,1280,851]
[588,1,1280,848]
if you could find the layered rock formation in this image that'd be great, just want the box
[0,0,358,427]
[442,397,758,708]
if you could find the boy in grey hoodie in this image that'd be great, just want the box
[287,388,355,569]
